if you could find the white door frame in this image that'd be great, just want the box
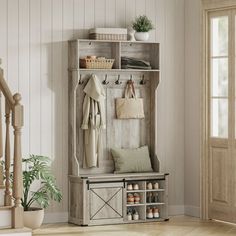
[201,0,236,220]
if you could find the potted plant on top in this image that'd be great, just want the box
[132,15,155,41]
[20,155,62,229]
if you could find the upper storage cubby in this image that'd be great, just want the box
[68,40,160,72]
[121,42,159,70]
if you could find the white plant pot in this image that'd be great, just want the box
[23,208,44,230]
[134,32,149,41]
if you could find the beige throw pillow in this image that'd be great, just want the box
[111,146,153,173]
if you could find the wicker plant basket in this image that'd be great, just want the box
[80,58,115,69]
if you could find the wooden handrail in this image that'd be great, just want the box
[0,68,14,108]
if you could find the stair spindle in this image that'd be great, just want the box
[0,92,3,188]
[12,93,24,228]
[4,101,12,206]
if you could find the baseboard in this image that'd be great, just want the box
[168,205,185,216]
[43,212,68,224]
[184,205,200,217]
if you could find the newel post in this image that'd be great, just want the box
[12,93,24,228]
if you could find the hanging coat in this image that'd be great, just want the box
[81,74,106,168]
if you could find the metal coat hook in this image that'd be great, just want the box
[79,74,84,85]
[140,74,146,85]
[115,75,122,85]
[129,74,133,81]
[102,74,109,85]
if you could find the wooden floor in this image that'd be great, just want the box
[33,216,236,236]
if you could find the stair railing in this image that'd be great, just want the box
[0,59,24,229]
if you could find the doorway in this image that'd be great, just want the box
[202,5,236,223]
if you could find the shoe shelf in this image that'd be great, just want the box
[146,202,165,206]
[146,189,165,192]
[126,189,146,193]
[124,179,168,222]
[126,203,146,207]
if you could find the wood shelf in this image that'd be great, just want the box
[146,202,165,206]
[126,203,145,207]
[124,217,167,224]
[146,189,165,192]
[68,39,160,72]
[126,190,145,193]
[145,218,164,222]
[69,39,159,44]
[79,68,160,72]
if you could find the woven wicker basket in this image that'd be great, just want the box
[80,58,115,69]
[89,33,127,41]
[89,28,127,41]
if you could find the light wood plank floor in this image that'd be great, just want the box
[33,216,236,236]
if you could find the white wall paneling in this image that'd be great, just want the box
[0,0,186,219]
[184,0,201,216]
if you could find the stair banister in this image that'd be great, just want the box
[0,66,15,107]
[0,59,24,229]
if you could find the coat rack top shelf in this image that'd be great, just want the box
[68,39,160,72]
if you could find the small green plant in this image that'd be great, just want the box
[132,15,154,32]
[20,155,62,211]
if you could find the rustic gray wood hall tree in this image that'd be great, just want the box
[68,39,169,226]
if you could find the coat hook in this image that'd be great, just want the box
[140,74,146,85]
[102,74,109,85]
[79,74,84,85]
[115,75,122,85]
[129,74,133,81]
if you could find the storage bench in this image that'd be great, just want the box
[69,172,169,226]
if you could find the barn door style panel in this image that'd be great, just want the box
[90,187,123,220]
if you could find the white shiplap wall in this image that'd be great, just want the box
[0,0,185,221]
[184,0,201,217]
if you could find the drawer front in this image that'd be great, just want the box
[89,182,124,221]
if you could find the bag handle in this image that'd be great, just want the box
[125,80,136,99]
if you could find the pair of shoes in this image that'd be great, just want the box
[127,193,140,204]
[146,182,159,190]
[146,207,160,219]
[127,210,139,221]
[127,183,139,190]
[146,192,159,203]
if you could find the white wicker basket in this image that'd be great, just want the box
[89,28,127,41]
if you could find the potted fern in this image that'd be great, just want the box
[132,15,154,41]
[20,155,62,229]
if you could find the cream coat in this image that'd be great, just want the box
[81,74,106,168]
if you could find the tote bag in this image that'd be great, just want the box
[116,80,145,119]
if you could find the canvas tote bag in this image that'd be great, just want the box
[116,80,145,119]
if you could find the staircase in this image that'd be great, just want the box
[0,60,31,236]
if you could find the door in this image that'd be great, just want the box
[207,10,236,223]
